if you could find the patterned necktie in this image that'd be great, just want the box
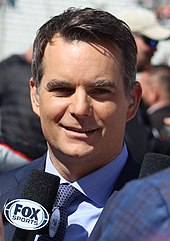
[38,184,80,241]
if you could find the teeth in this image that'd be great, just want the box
[86,129,95,133]
[66,127,95,133]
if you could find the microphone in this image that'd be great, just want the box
[139,152,170,178]
[4,169,60,241]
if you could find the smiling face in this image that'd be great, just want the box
[30,36,140,179]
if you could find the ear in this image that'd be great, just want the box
[149,86,159,104]
[126,82,142,122]
[30,77,40,117]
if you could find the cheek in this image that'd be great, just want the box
[39,97,68,122]
[95,101,128,128]
[98,103,128,149]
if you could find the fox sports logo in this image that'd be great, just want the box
[4,199,49,230]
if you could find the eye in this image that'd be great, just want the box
[54,87,72,92]
[92,88,112,95]
[89,88,114,102]
[52,87,74,97]
[46,80,74,97]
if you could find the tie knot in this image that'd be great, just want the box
[55,184,80,208]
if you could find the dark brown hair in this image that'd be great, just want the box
[32,7,137,95]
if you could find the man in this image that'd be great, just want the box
[118,7,170,73]
[89,160,170,241]
[139,64,170,139]
[117,7,170,161]
[0,45,47,172]
[0,7,142,241]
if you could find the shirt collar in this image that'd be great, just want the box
[45,144,128,207]
[147,103,170,115]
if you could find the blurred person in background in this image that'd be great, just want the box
[162,116,170,140]
[139,64,170,140]
[0,45,47,172]
[118,7,170,162]
[118,7,170,73]
[156,3,170,26]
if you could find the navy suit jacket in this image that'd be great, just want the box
[0,152,141,241]
[88,167,170,241]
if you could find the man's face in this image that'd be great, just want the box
[135,35,157,72]
[30,37,139,169]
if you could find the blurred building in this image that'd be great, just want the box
[0,0,170,65]
[0,0,138,61]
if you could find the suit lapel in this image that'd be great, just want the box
[88,152,141,241]
[0,154,47,241]
[114,151,141,191]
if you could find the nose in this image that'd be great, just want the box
[69,89,92,117]
[149,46,157,52]
[145,43,157,53]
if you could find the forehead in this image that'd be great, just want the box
[45,35,122,62]
[42,37,123,85]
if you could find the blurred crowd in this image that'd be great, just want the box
[117,5,170,163]
[0,45,47,172]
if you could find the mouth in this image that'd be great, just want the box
[62,125,98,134]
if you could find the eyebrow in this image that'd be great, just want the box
[89,79,117,88]
[46,79,72,90]
[46,79,117,90]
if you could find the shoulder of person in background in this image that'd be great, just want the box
[0,45,32,68]
[95,165,170,241]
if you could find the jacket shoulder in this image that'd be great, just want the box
[0,154,46,212]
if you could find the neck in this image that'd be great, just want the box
[47,145,121,182]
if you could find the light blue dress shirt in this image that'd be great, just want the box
[36,144,128,241]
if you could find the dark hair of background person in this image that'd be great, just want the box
[149,64,170,93]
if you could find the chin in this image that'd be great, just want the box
[61,145,94,158]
